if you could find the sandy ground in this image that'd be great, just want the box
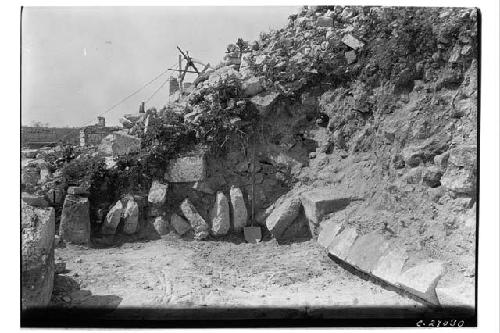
[50,234,421,314]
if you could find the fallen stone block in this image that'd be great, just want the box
[328,227,358,260]
[435,282,475,308]
[123,200,139,235]
[342,34,364,49]
[397,261,445,304]
[180,199,209,240]
[22,192,49,208]
[211,191,230,236]
[102,200,123,235]
[21,204,55,309]
[165,153,206,183]
[345,232,391,273]
[317,220,343,248]
[241,76,264,97]
[300,188,352,225]
[153,216,169,235]
[59,195,90,245]
[99,130,141,156]
[148,180,168,204]
[266,196,302,239]
[170,213,191,236]
[250,91,280,116]
[433,152,449,170]
[372,248,408,285]
[230,186,248,232]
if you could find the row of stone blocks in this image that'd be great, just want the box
[265,186,473,308]
[317,220,474,308]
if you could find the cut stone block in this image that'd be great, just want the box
[328,227,358,260]
[300,188,351,225]
[148,180,168,204]
[342,34,364,49]
[102,200,123,235]
[180,199,209,240]
[316,15,333,27]
[211,191,230,236]
[345,232,391,273]
[59,195,90,245]
[265,196,302,239]
[250,91,280,116]
[165,154,206,183]
[230,186,248,232]
[397,261,445,304]
[317,219,343,248]
[372,248,408,285]
[123,200,139,235]
[99,130,141,156]
[435,283,475,308]
[21,204,55,310]
[170,213,191,236]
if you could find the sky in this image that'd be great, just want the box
[21,6,296,127]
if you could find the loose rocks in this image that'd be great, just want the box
[180,199,209,240]
[230,186,248,232]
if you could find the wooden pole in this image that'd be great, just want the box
[251,134,256,226]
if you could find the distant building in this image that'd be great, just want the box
[21,126,80,148]
[79,117,120,147]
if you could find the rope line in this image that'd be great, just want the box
[52,63,178,144]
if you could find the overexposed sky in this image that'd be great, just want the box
[21,6,296,127]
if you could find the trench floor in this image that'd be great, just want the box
[50,234,422,317]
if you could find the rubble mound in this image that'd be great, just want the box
[21,6,477,309]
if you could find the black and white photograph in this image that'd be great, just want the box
[12,1,499,330]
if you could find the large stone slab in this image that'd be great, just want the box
[435,282,475,308]
[230,186,248,232]
[397,261,445,304]
[165,154,206,183]
[148,180,168,204]
[345,232,391,273]
[211,191,230,236]
[99,130,141,156]
[328,227,358,260]
[317,220,343,248]
[372,248,408,285]
[300,188,352,225]
[170,213,191,236]
[102,200,123,235]
[342,34,364,49]
[59,194,90,245]
[21,204,55,309]
[180,199,209,240]
[265,196,302,239]
[123,200,139,235]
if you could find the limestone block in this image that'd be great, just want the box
[266,196,302,239]
[328,227,358,260]
[317,220,343,248]
[59,195,90,245]
[211,191,230,236]
[397,261,445,304]
[180,199,209,240]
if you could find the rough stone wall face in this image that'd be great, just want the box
[21,204,55,309]
[59,194,90,245]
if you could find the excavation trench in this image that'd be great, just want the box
[50,233,422,317]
